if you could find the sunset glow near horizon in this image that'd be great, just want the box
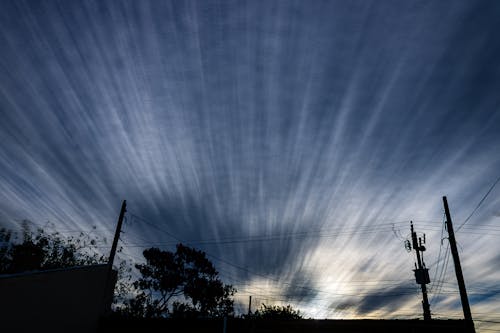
[1,1,500,330]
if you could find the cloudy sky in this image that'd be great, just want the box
[1,0,500,328]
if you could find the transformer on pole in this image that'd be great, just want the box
[406,221,431,320]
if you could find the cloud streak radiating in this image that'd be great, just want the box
[1,0,500,326]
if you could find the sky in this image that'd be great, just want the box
[1,0,500,329]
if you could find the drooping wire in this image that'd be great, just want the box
[123,211,421,303]
[431,243,451,304]
[457,174,500,232]
[429,213,446,294]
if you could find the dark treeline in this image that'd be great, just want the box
[0,223,302,320]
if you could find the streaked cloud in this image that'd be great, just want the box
[1,0,500,327]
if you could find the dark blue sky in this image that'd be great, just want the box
[1,0,500,322]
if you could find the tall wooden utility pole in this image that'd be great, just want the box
[410,221,431,320]
[443,196,475,333]
[103,200,127,314]
[108,200,127,271]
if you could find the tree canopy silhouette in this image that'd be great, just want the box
[0,222,107,274]
[0,222,133,309]
[253,304,303,320]
[121,244,235,318]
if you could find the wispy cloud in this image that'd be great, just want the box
[1,0,500,324]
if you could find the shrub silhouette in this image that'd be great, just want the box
[253,304,303,320]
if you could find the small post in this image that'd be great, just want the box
[443,196,475,332]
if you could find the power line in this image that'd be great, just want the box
[431,243,451,303]
[430,213,446,296]
[126,212,420,302]
[129,213,183,243]
[115,217,444,248]
[122,210,494,321]
[457,174,500,232]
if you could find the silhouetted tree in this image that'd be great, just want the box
[253,304,303,320]
[0,221,132,308]
[0,221,107,273]
[120,244,235,318]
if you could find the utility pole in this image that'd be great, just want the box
[248,296,252,316]
[443,196,475,333]
[408,221,431,320]
[103,200,127,314]
[108,200,127,271]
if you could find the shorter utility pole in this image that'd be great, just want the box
[443,196,475,333]
[248,296,252,316]
[108,200,127,271]
[103,200,127,314]
[407,221,431,320]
